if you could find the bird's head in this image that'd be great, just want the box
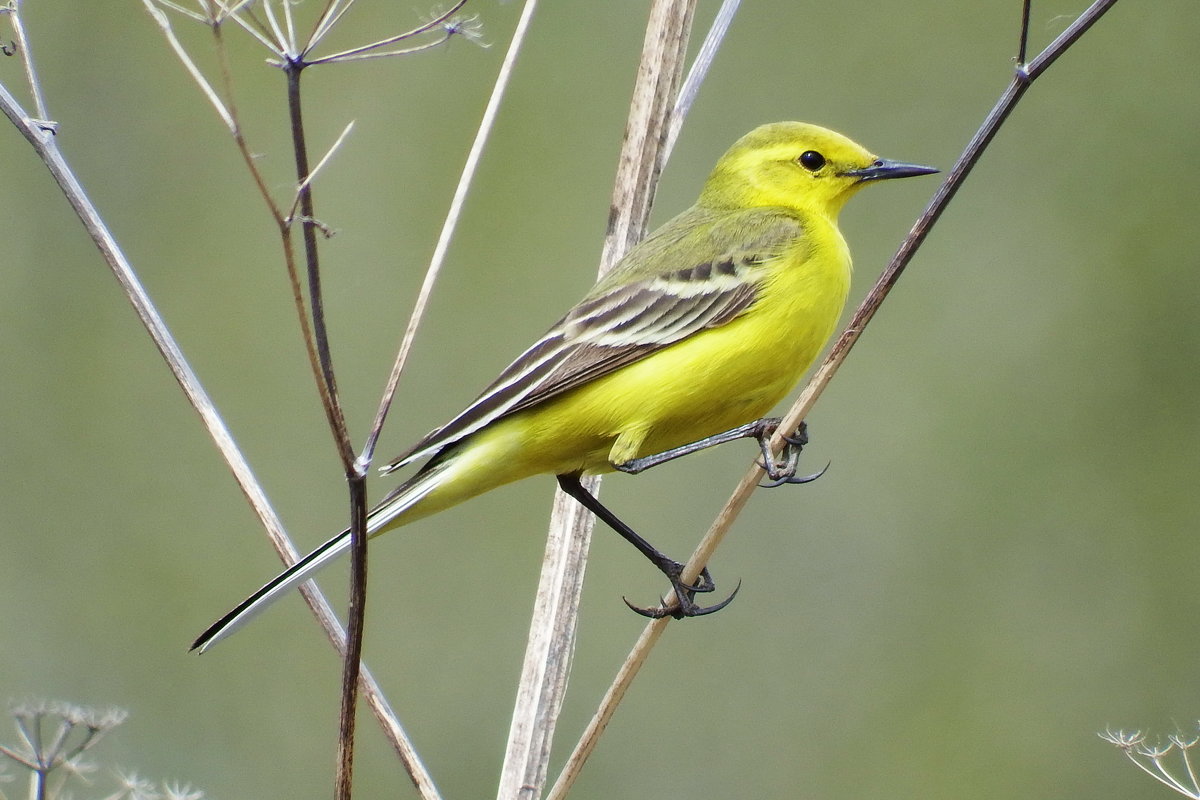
[698,121,938,219]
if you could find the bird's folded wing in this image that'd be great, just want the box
[384,212,803,472]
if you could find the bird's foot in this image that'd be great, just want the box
[623,563,741,619]
[752,419,827,487]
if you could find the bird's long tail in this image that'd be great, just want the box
[190,460,452,653]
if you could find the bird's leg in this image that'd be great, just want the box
[555,473,739,619]
[613,418,784,474]
[613,418,822,488]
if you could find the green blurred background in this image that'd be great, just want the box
[2,1,1198,798]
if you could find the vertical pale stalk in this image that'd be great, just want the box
[496,488,597,800]
[496,1,696,798]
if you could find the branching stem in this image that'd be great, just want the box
[280,53,365,800]
[283,61,354,468]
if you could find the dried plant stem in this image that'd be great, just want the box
[4,0,50,122]
[500,2,698,798]
[203,12,367,671]
[336,478,368,800]
[277,58,364,800]
[143,2,236,131]
[544,619,667,800]
[283,62,355,467]
[663,0,739,157]
[601,0,697,260]
[547,0,1120,794]
[262,0,534,795]
[152,0,336,423]
[202,17,416,796]
[497,487,597,800]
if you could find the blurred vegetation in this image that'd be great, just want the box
[0,701,203,799]
[1,1,1197,798]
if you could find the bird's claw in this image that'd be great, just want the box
[758,460,830,488]
[623,566,740,619]
[780,431,808,447]
[624,580,741,619]
[756,445,801,482]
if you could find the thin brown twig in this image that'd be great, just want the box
[336,474,368,800]
[205,40,372,767]
[1017,0,1032,67]
[146,2,323,410]
[283,61,355,468]
[278,48,363,800]
[546,0,1120,795]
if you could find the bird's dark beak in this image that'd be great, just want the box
[843,159,939,183]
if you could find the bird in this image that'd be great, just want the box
[192,121,937,653]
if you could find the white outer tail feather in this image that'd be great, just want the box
[192,463,446,653]
[192,530,351,653]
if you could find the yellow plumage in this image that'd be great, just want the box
[409,209,851,520]
[194,122,936,650]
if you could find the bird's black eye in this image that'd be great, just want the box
[798,150,826,171]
